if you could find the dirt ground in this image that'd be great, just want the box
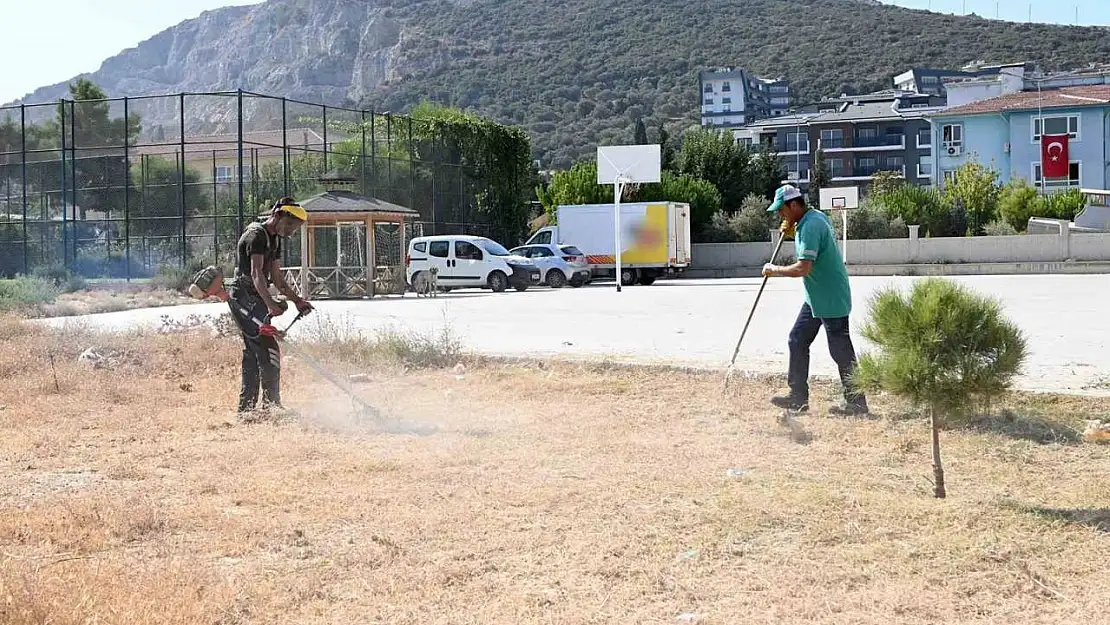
[2,314,1109,624]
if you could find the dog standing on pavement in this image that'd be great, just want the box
[417,267,439,297]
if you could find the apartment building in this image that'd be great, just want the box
[733,91,944,191]
[893,62,1033,100]
[930,85,1110,190]
[698,67,790,128]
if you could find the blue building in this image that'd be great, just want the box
[929,85,1110,190]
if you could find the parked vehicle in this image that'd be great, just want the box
[525,201,691,286]
[405,235,540,293]
[507,243,591,288]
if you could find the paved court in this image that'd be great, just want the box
[42,274,1110,396]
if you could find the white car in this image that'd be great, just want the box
[508,243,591,288]
[405,235,541,293]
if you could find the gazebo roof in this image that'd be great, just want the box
[297,189,420,216]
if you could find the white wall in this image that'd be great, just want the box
[691,221,1110,269]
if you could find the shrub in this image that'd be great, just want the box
[982,219,1019,236]
[852,278,1028,498]
[31,264,87,293]
[698,194,775,243]
[1041,188,1086,222]
[943,161,1001,234]
[872,185,951,237]
[302,312,462,369]
[997,177,1041,232]
[0,277,59,313]
[828,200,908,240]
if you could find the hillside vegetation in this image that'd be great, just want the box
[365,0,1110,167]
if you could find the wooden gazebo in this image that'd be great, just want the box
[279,174,421,299]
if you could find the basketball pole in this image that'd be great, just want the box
[613,175,626,293]
[842,208,848,263]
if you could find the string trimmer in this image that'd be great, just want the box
[188,265,382,418]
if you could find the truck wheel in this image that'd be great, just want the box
[488,271,508,293]
[638,274,656,286]
[620,268,638,286]
[546,270,567,288]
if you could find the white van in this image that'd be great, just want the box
[405,235,541,293]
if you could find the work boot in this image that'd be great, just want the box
[828,400,870,416]
[770,394,809,412]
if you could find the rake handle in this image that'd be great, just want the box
[727,233,789,368]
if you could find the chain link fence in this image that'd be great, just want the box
[0,91,505,279]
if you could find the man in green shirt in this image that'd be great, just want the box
[761,184,868,415]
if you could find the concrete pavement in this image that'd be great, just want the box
[39,274,1110,396]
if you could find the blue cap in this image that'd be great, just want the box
[767,184,804,213]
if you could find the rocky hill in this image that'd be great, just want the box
[9,0,1110,168]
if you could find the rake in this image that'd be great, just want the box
[722,231,789,394]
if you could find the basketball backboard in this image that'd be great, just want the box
[597,144,661,184]
[819,186,860,211]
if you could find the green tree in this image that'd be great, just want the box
[943,160,1000,235]
[997,177,1041,232]
[749,146,786,201]
[674,128,753,211]
[132,155,207,238]
[656,120,677,173]
[1040,188,1086,222]
[873,184,952,237]
[807,148,831,206]
[59,79,142,221]
[633,118,648,145]
[535,160,612,214]
[852,278,1028,498]
[700,193,775,243]
[828,199,907,240]
[634,171,721,232]
[869,170,907,199]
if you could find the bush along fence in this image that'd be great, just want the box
[0,84,536,279]
[691,219,1110,275]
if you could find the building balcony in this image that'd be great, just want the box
[762,140,809,155]
[820,135,905,152]
[831,165,906,182]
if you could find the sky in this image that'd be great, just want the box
[1,0,1107,104]
[878,0,1110,25]
[0,0,262,104]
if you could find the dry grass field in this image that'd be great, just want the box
[2,311,1109,624]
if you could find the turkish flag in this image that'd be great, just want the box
[1042,133,1070,179]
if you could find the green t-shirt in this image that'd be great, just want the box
[794,209,852,319]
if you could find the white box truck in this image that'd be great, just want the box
[524,201,692,286]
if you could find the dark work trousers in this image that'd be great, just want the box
[227,287,281,412]
[787,303,867,408]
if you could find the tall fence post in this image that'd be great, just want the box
[123,97,131,281]
[20,104,28,275]
[322,104,328,173]
[386,114,392,201]
[180,93,187,268]
[359,110,367,196]
[237,89,245,233]
[60,98,68,270]
[282,97,289,198]
[69,99,77,270]
[408,116,415,213]
[370,110,376,197]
